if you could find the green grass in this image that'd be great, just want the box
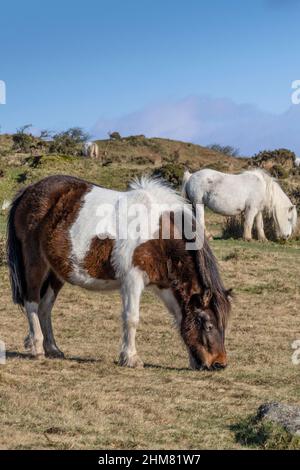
[231,414,300,450]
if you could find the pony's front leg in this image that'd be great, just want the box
[255,211,267,241]
[243,207,257,241]
[119,268,145,368]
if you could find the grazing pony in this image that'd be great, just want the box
[83,141,99,159]
[182,168,297,241]
[7,175,231,370]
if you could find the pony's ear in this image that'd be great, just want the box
[166,259,176,280]
[202,288,212,308]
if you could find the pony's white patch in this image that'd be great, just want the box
[24,301,44,355]
[69,185,120,261]
[154,287,182,328]
[69,267,119,291]
[69,176,195,284]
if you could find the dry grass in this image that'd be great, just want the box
[0,149,299,449]
[1,231,300,449]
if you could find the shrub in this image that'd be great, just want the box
[269,164,289,179]
[49,127,89,156]
[251,149,295,171]
[109,131,122,141]
[207,144,240,157]
[12,125,35,153]
[152,163,185,187]
[221,213,276,240]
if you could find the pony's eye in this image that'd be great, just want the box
[205,322,214,332]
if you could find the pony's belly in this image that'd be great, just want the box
[69,269,120,291]
[207,201,243,216]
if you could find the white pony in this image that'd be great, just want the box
[182,168,297,241]
[83,141,99,159]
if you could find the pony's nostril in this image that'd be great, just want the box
[213,362,226,370]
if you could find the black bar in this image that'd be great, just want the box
[0,450,299,465]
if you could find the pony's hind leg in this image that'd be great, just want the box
[119,268,144,368]
[38,272,64,358]
[23,245,48,358]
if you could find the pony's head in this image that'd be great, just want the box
[273,203,297,239]
[180,289,231,370]
[261,171,298,240]
[166,240,231,371]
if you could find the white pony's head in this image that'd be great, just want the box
[273,203,297,239]
[272,183,297,239]
[256,169,297,239]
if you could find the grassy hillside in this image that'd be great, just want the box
[94,135,247,171]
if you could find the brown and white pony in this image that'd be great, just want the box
[7,175,231,370]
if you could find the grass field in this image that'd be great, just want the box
[0,150,300,449]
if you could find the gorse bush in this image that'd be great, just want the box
[109,131,122,141]
[49,127,89,156]
[207,144,240,157]
[222,213,276,240]
[12,125,36,153]
[152,163,185,188]
[251,148,296,170]
[269,164,289,179]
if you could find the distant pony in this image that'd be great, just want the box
[83,141,99,159]
[182,168,297,241]
[7,175,231,370]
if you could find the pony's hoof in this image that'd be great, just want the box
[45,348,65,359]
[32,352,46,360]
[119,353,144,368]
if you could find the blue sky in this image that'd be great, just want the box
[1,0,300,155]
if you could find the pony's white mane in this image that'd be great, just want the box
[112,176,195,278]
[246,169,282,212]
[129,175,187,207]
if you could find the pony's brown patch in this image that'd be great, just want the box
[83,237,115,279]
[13,176,91,290]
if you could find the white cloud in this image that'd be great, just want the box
[92,95,300,156]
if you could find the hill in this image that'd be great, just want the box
[94,135,247,171]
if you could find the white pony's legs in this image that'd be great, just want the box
[244,206,258,241]
[119,268,145,368]
[38,286,64,358]
[194,202,212,239]
[24,301,45,357]
[255,211,267,241]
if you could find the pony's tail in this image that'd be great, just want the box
[6,187,28,306]
[181,169,192,199]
